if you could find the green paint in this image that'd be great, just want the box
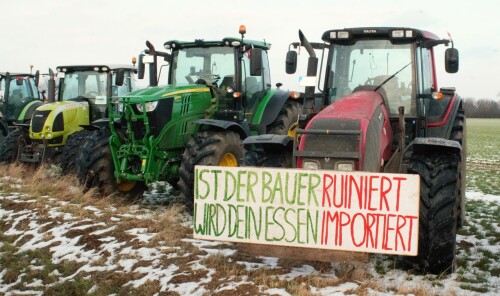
[246,171,258,203]
[196,168,210,199]
[284,208,297,243]
[223,171,236,201]
[212,169,222,200]
[308,173,321,206]
[261,171,273,203]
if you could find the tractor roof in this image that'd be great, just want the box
[322,27,446,45]
[55,65,136,73]
[0,72,35,78]
[164,38,271,50]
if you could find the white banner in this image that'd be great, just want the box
[193,166,420,256]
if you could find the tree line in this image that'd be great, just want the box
[463,98,500,118]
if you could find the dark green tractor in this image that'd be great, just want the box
[0,72,43,154]
[77,27,302,204]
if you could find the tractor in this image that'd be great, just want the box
[0,71,43,151]
[76,26,302,204]
[243,27,465,274]
[0,64,137,173]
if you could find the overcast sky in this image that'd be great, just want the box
[3,0,499,99]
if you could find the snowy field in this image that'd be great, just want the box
[0,118,498,295]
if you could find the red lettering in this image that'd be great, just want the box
[368,176,379,211]
[395,215,407,251]
[351,213,366,247]
[379,176,392,211]
[406,215,418,252]
[338,211,351,246]
[322,174,334,207]
[393,177,406,211]
[383,214,396,250]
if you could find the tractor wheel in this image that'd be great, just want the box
[242,101,300,168]
[406,151,459,274]
[76,129,145,198]
[0,129,22,164]
[178,130,243,209]
[450,108,466,227]
[60,130,92,174]
[267,101,301,137]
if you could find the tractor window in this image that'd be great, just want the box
[242,51,264,118]
[8,78,37,101]
[171,47,235,87]
[112,70,134,96]
[328,40,415,117]
[417,47,434,95]
[60,71,108,101]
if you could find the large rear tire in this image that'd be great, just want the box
[178,131,243,209]
[450,108,466,227]
[0,129,22,164]
[406,151,459,274]
[267,101,301,137]
[60,130,92,174]
[76,129,145,198]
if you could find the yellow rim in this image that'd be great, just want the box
[288,122,298,138]
[117,181,136,192]
[219,153,238,166]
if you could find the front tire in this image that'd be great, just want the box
[76,129,145,198]
[0,129,22,164]
[60,130,92,174]
[406,151,459,274]
[178,131,243,208]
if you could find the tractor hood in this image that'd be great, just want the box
[117,84,210,104]
[299,90,393,171]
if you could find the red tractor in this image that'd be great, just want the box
[244,27,465,274]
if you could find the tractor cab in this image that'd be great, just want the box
[137,29,272,127]
[54,65,136,122]
[287,28,459,143]
[0,72,40,123]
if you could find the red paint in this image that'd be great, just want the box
[427,94,456,127]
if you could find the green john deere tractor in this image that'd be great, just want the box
[0,72,43,153]
[76,27,302,204]
[0,64,136,173]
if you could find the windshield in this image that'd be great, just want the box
[60,71,108,101]
[171,47,235,87]
[328,40,415,116]
[7,77,39,102]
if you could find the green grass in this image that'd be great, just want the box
[466,118,500,194]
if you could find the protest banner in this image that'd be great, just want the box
[193,165,420,256]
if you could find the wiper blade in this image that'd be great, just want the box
[374,62,412,92]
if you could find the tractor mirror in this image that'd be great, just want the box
[115,69,125,86]
[445,48,459,73]
[138,54,145,79]
[249,48,263,76]
[35,70,40,87]
[285,50,298,74]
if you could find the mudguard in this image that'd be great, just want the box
[242,134,292,147]
[195,119,250,138]
[18,100,44,122]
[256,90,292,133]
[407,137,462,155]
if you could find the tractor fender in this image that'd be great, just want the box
[407,137,461,156]
[86,118,112,131]
[242,134,292,147]
[258,90,293,129]
[18,100,44,123]
[195,119,250,139]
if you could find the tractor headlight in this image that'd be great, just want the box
[336,161,354,171]
[303,160,320,170]
[136,101,158,112]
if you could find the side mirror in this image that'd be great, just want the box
[138,54,145,79]
[249,48,263,76]
[115,69,125,86]
[35,70,40,87]
[285,51,298,74]
[445,48,459,73]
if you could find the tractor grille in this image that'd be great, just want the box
[302,118,361,155]
[128,98,174,139]
[31,110,51,133]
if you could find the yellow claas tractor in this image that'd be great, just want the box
[0,64,137,173]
